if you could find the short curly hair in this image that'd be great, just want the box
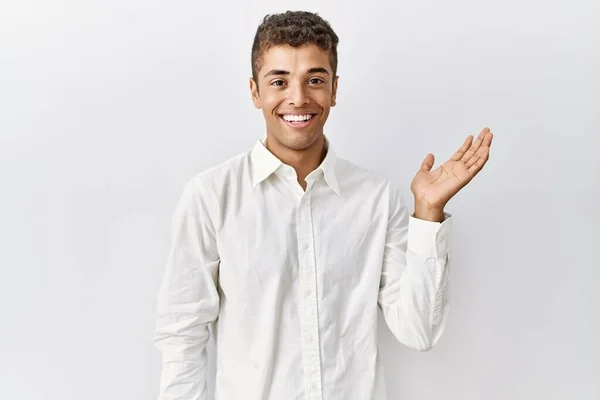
[251,11,339,83]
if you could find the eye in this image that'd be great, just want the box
[271,80,286,87]
[308,78,324,85]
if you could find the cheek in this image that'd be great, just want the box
[317,96,334,110]
[316,90,334,105]
[260,94,281,114]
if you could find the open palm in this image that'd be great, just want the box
[410,127,494,210]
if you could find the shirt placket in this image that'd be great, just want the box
[297,188,323,400]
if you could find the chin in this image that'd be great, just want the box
[279,130,322,150]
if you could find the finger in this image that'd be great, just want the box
[484,131,494,148]
[460,128,487,162]
[465,153,481,169]
[467,151,490,175]
[450,135,474,161]
[460,127,490,164]
[420,153,435,172]
[465,131,493,168]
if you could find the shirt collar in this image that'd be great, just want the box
[250,134,340,195]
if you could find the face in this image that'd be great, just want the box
[250,44,338,152]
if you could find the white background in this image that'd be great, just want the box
[1,0,599,399]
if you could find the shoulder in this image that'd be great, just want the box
[172,148,251,227]
[184,148,252,195]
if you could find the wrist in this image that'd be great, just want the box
[414,201,445,222]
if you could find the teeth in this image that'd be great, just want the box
[282,114,313,122]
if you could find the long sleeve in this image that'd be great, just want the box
[377,185,452,352]
[153,179,221,400]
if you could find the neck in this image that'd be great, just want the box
[265,134,327,189]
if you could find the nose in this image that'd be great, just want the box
[288,83,309,107]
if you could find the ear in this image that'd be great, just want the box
[249,77,261,109]
[331,75,339,107]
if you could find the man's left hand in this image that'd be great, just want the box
[410,127,494,212]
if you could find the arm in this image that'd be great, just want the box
[377,186,452,351]
[153,179,220,400]
[379,127,491,351]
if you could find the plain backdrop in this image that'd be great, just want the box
[1,0,599,399]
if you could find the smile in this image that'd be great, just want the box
[278,113,317,128]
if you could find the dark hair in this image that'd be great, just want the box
[251,11,339,83]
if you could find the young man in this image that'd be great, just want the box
[154,10,493,400]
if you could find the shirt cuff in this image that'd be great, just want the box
[407,212,452,258]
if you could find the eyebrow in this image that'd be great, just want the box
[263,67,330,78]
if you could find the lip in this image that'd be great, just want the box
[278,113,318,129]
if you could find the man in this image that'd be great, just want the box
[154,10,493,400]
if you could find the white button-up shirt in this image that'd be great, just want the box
[154,135,452,400]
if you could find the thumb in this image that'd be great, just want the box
[420,153,435,172]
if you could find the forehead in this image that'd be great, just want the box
[259,44,332,74]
